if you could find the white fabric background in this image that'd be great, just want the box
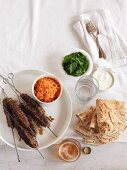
[0,0,127,170]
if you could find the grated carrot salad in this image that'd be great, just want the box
[34,77,61,103]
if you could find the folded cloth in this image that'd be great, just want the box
[73,9,127,69]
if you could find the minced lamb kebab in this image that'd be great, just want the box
[2,97,20,161]
[8,98,30,128]
[4,97,38,148]
[2,98,14,128]
[20,94,57,137]
[20,94,50,127]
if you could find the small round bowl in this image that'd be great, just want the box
[32,74,62,105]
[60,48,93,79]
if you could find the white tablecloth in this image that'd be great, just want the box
[0,0,127,169]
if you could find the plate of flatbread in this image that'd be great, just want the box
[75,99,127,145]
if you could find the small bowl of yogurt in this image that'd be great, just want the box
[93,68,114,91]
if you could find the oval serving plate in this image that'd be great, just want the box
[0,69,72,151]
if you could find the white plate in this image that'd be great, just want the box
[0,69,72,151]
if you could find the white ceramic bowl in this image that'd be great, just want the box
[60,49,93,79]
[32,74,62,105]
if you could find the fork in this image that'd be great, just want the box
[86,21,107,59]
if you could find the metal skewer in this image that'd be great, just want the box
[0,85,44,159]
[35,148,45,159]
[0,99,45,160]
[1,83,37,138]
[0,75,41,138]
[0,74,57,137]
[48,127,57,137]
[11,128,20,162]
[0,73,58,160]
[0,87,20,162]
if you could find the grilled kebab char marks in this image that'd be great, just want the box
[2,97,38,148]
[2,98,21,162]
[2,98,14,128]
[8,99,30,128]
[20,93,50,127]
[20,103,42,135]
[2,95,53,148]
[26,115,38,135]
[14,121,38,148]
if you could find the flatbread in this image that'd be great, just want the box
[75,122,102,145]
[98,134,119,143]
[75,122,95,137]
[89,110,99,133]
[76,107,95,127]
[96,99,125,134]
[84,137,103,145]
[74,99,127,146]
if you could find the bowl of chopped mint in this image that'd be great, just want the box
[62,49,93,77]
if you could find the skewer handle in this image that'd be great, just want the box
[8,73,15,87]
[11,128,20,162]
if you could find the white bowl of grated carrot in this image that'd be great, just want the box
[32,74,63,104]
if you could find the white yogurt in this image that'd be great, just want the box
[93,69,114,91]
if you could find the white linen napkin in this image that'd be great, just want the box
[73,9,127,69]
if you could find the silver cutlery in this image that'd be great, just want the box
[86,21,107,59]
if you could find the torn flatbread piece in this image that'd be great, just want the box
[75,122,102,145]
[90,110,99,133]
[76,107,95,128]
[96,99,125,135]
